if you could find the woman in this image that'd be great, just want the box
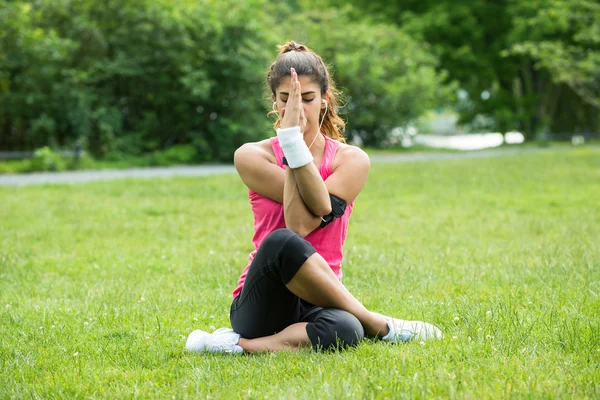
[186,41,442,354]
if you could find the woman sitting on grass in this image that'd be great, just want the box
[186,41,442,353]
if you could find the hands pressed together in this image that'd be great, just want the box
[276,68,314,169]
[279,68,307,133]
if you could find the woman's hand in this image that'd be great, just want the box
[279,68,307,132]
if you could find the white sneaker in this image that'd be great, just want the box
[212,327,235,334]
[185,328,243,354]
[374,312,443,342]
[186,329,210,351]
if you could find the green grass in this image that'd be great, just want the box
[1,148,599,398]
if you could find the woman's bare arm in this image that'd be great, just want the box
[286,144,370,237]
[234,142,284,203]
[324,145,370,205]
[234,141,321,237]
[291,162,332,216]
[283,167,322,237]
[234,139,370,237]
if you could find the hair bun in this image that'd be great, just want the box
[278,41,307,55]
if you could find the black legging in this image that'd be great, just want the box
[230,228,364,351]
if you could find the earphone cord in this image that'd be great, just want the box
[308,103,327,150]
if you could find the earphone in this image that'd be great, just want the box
[273,99,328,150]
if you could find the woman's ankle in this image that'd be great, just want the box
[365,314,390,338]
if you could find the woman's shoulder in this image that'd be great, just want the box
[237,138,274,152]
[235,138,276,161]
[333,141,370,169]
[236,138,274,155]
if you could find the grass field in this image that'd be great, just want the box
[1,148,599,399]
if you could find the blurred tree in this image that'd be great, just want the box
[187,0,279,160]
[320,0,600,137]
[0,2,77,150]
[0,0,471,157]
[0,0,277,160]
[505,0,600,135]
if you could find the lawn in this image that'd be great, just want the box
[1,148,599,399]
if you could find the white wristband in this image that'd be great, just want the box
[276,126,313,168]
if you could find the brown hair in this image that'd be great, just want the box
[267,41,346,142]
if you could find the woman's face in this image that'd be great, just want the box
[273,75,325,136]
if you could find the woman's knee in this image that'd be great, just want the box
[259,228,316,284]
[261,228,297,250]
[306,309,365,351]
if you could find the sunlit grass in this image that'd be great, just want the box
[1,148,599,398]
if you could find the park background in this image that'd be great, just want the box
[1,0,599,399]
[0,0,599,170]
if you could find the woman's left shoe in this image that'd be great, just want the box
[373,312,443,342]
[381,318,443,342]
[185,328,243,354]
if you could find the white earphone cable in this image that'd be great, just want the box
[308,101,328,149]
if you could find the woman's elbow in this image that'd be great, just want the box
[295,227,312,238]
[318,203,333,217]
[309,202,331,218]
[284,218,314,238]
[285,222,309,238]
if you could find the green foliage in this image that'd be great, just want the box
[0,0,278,160]
[323,0,600,138]
[148,145,199,166]
[100,145,204,167]
[1,0,456,155]
[1,149,599,397]
[2,0,597,154]
[0,159,31,174]
[506,0,600,117]
[28,146,65,172]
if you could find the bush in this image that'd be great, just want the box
[149,145,198,166]
[27,147,65,172]
[0,160,31,174]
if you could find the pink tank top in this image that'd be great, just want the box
[232,135,354,298]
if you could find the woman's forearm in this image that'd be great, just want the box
[276,124,330,216]
[291,163,332,216]
[283,167,321,237]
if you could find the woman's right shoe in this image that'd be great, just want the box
[185,328,243,354]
